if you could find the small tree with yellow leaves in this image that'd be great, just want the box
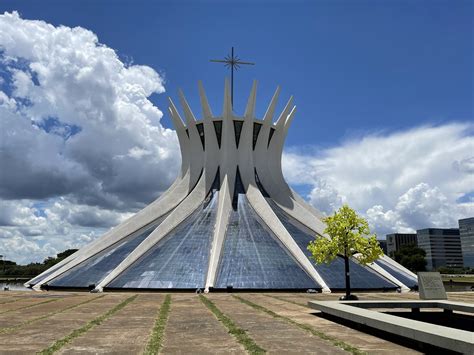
[308,204,383,300]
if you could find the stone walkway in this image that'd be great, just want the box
[161,294,244,354]
[209,294,346,354]
[0,291,471,354]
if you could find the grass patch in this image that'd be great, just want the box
[199,295,266,354]
[233,295,366,355]
[0,295,106,335]
[144,294,171,355]
[38,294,137,355]
[0,298,59,315]
[442,276,474,283]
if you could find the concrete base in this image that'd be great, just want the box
[308,300,474,354]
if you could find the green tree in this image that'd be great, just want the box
[307,205,383,300]
[392,244,426,273]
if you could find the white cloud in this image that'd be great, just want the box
[0,11,472,263]
[0,12,180,263]
[283,124,474,237]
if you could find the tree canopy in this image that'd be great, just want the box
[391,244,426,272]
[308,204,383,265]
[0,249,78,278]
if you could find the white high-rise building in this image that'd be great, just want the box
[27,81,417,292]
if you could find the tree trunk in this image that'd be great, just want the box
[344,254,351,298]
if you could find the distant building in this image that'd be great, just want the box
[416,228,463,270]
[378,240,387,254]
[386,233,417,256]
[459,217,474,268]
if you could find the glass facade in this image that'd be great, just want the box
[268,201,398,289]
[107,190,218,289]
[48,221,162,288]
[374,259,418,288]
[215,195,320,289]
[29,258,76,286]
[459,217,474,268]
[417,228,463,270]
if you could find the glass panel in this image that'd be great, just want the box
[375,259,418,288]
[213,120,222,148]
[48,221,162,288]
[215,195,320,289]
[29,258,76,286]
[196,123,205,149]
[233,120,243,148]
[268,201,398,289]
[232,168,245,209]
[252,122,262,150]
[107,190,219,289]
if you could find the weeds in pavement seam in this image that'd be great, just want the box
[143,294,171,355]
[38,295,138,355]
[264,294,307,307]
[199,295,266,354]
[0,298,22,306]
[0,298,59,315]
[0,295,106,335]
[233,295,366,355]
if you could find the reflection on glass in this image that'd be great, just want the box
[48,221,162,288]
[215,195,319,289]
[108,191,218,289]
[269,201,397,289]
[375,259,418,288]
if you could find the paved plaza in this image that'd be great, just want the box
[0,291,472,354]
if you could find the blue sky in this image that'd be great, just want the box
[2,0,472,146]
[0,1,472,263]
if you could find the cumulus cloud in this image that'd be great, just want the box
[0,12,180,263]
[283,124,474,237]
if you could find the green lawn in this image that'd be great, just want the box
[441,275,474,283]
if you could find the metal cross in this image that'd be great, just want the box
[210,47,255,107]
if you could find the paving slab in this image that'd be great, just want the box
[0,292,85,314]
[0,294,128,353]
[208,294,346,355]
[56,294,160,354]
[161,294,244,354]
[244,294,421,354]
[0,294,87,329]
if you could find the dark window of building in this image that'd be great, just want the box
[232,167,245,209]
[213,121,222,149]
[254,168,270,197]
[253,122,262,150]
[233,120,243,148]
[267,127,276,147]
[196,123,205,149]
